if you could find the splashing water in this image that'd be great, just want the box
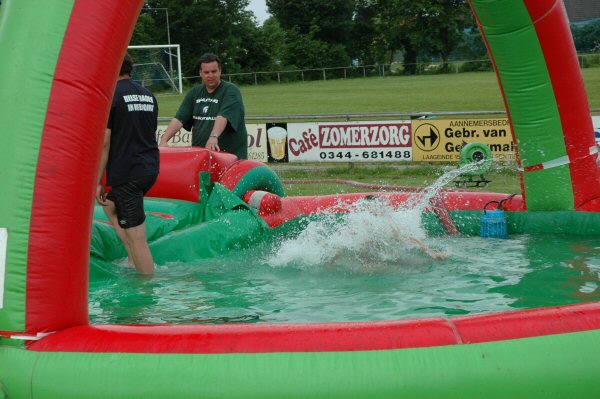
[89,161,600,324]
[268,199,431,272]
[403,160,482,211]
[268,162,484,272]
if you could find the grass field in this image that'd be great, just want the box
[273,163,522,196]
[155,68,600,196]
[156,68,600,117]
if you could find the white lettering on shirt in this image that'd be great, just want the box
[123,94,154,103]
[196,98,219,104]
[123,95,155,113]
[126,103,155,112]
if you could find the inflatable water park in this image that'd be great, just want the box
[2,0,600,398]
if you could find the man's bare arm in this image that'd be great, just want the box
[158,118,184,147]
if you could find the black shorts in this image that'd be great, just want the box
[106,174,157,229]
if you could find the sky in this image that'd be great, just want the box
[246,0,270,25]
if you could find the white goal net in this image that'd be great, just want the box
[127,44,183,93]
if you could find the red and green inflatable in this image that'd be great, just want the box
[1,0,600,398]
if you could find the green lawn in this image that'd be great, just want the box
[156,68,600,118]
[273,163,521,196]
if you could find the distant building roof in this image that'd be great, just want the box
[563,0,600,23]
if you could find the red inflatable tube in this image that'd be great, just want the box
[243,190,283,215]
[147,148,237,202]
[524,0,600,210]
[25,0,145,334]
[219,159,269,193]
[256,191,523,230]
[29,302,600,354]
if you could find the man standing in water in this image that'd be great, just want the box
[158,53,248,159]
[96,53,160,275]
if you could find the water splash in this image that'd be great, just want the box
[402,161,482,212]
[268,162,484,271]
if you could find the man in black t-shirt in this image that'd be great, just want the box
[96,53,159,275]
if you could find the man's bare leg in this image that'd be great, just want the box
[102,201,134,264]
[123,222,155,275]
[102,200,154,273]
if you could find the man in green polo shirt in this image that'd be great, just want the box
[159,53,248,159]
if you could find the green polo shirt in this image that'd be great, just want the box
[175,81,248,159]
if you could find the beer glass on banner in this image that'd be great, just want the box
[267,126,287,160]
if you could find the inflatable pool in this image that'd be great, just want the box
[2,0,600,398]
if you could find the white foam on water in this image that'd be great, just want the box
[268,163,483,272]
[269,198,431,271]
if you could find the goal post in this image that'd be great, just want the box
[127,44,183,93]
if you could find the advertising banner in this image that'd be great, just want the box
[156,125,191,147]
[266,123,289,163]
[247,124,268,162]
[156,124,269,162]
[155,118,519,163]
[287,121,413,162]
[412,118,515,162]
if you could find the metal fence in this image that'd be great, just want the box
[158,107,600,124]
[157,110,510,124]
[178,53,600,87]
[221,59,494,86]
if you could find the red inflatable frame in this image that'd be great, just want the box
[3,0,600,364]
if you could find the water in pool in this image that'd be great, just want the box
[89,195,600,325]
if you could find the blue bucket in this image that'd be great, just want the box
[480,209,508,239]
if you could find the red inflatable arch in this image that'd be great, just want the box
[1,1,600,397]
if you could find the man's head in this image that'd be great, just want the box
[120,53,133,77]
[198,53,222,92]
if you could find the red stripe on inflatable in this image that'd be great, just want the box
[147,212,174,219]
[578,197,600,212]
[452,191,507,211]
[261,191,524,228]
[147,148,238,202]
[286,192,523,214]
[523,164,544,173]
[429,195,459,234]
[467,0,528,209]
[148,148,210,202]
[524,0,600,209]
[219,160,264,191]
[209,150,239,180]
[454,302,600,343]
[26,0,144,333]
[282,179,424,192]
[260,198,305,227]
[30,302,600,354]
[523,0,560,22]
[30,319,460,353]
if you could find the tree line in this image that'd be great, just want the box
[133,0,600,80]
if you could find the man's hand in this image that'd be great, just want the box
[96,184,108,206]
[158,134,172,147]
[206,136,220,151]
[159,118,184,147]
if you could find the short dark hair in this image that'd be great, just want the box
[198,53,221,70]
[120,53,133,76]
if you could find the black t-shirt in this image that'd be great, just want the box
[106,79,159,186]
